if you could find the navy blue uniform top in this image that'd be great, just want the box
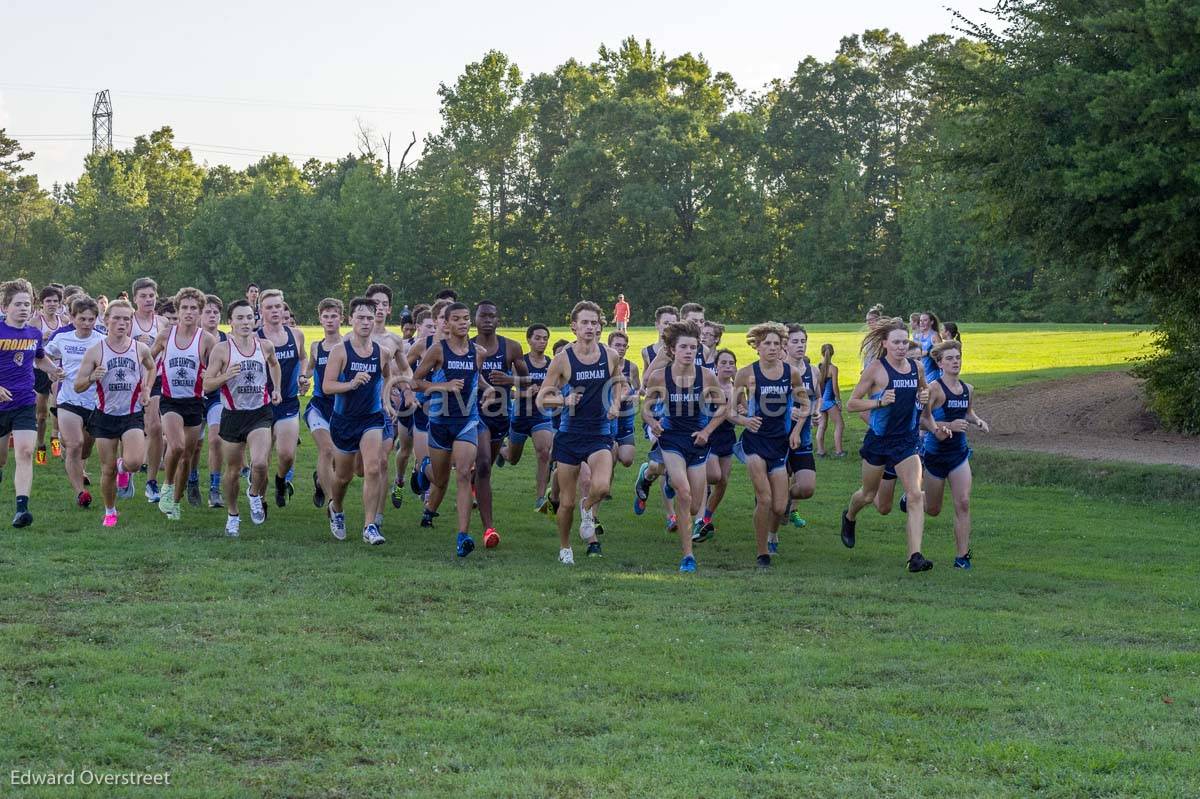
[747,361,793,440]
[514,353,550,420]
[204,330,227,406]
[925,378,970,455]
[333,341,383,418]
[258,327,300,401]
[428,339,479,422]
[868,357,920,438]
[559,344,611,436]
[795,361,817,451]
[475,334,511,420]
[661,365,707,435]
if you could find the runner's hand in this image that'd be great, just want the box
[692,429,709,447]
[488,370,513,387]
[949,419,970,433]
[225,362,241,380]
[917,386,930,405]
[91,366,107,384]
[648,418,663,436]
[880,389,896,406]
[976,418,990,433]
[0,386,11,403]
[441,378,464,393]
[351,371,371,388]
[298,374,311,394]
[788,427,801,450]
[271,390,282,406]
[741,416,762,433]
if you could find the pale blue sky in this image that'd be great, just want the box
[2,0,976,187]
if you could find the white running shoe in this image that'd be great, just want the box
[329,509,346,541]
[247,488,266,525]
[363,524,386,545]
[579,500,596,540]
[225,515,240,538]
[559,547,575,565]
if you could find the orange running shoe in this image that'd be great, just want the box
[483,528,500,548]
[35,447,47,466]
[51,437,62,458]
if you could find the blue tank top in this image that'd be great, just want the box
[794,361,817,451]
[428,339,478,422]
[333,341,383,417]
[642,343,659,366]
[514,353,550,420]
[748,361,793,440]
[915,331,938,377]
[868,357,920,438]
[310,340,332,401]
[258,327,300,400]
[695,348,716,373]
[821,369,835,404]
[661,365,707,435]
[925,378,970,454]
[559,344,611,435]
[476,335,511,414]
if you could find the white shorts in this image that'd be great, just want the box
[304,402,330,434]
[206,403,223,428]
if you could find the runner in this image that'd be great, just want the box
[74,299,156,528]
[697,348,737,541]
[405,300,449,499]
[131,277,166,503]
[921,340,989,569]
[412,301,490,556]
[364,283,409,528]
[732,322,807,569]
[640,320,726,572]
[33,285,63,465]
[781,324,819,543]
[840,317,935,572]
[500,324,555,510]
[204,300,283,538]
[0,279,63,527]
[303,298,343,509]
[324,296,408,545]
[537,301,627,564]
[471,299,527,547]
[633,305,679,522]
[606,331,639,469]
[257,289,308,508]
[44,296,105,508]
[200,294,227,507]
[151,287,217,521]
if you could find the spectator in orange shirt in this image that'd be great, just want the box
[613,294,630,332]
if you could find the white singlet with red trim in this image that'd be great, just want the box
[95,340,144,415]
[220,337,269,411]
[159,326,205,399]
[132,314,159,346]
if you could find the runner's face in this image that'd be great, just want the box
[106,307,132,338]
[919,314,931,332]
[447,309,471,338]
[163,310,178,326]
[177,299,200,328]
[609,337,628,359]
[418,318,435,338]
[320,308,342,333]
[885,330,910,361]
[527,329,548,354]
[73,310,97,336]
[42,296,60,316]
[716,353,736,380]
[700,326,716,349]
[230,307,255,336]
[369,293,390,324]
[135,288,156,315]
[657,314,677,335]
[5,292,32,326]
[939,349,962,376]
[572,311,600,342]
[787,331,807,361]
[684,311,705,326]
[202,304,221,331]
[757,334,782,363]
[246,287,259,305]
[262,296,284,326]
[352,306,374,337]
[474,304,498,335]
[672,336,698,364]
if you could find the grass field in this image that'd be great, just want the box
[3,324,1197,798]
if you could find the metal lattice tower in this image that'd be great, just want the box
[92,90,112,153]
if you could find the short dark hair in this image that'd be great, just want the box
[365,283,392,303]
[205,294,223,310]
[348,297,377,316]
[227,299,252,321]
[246,282,259,292]
[475,299,498,313]
[444,301,470,318]
[39,286,63,303]
[526,323,549,339]
[435,289,458,302]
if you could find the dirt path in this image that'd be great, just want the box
[977,371,1200,469]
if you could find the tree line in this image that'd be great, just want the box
[1,2,1194,429]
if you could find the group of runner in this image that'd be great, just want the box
[0,278,987,573]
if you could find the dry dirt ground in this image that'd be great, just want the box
[978,370,1200,469]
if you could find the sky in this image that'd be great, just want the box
[2,0,978,188]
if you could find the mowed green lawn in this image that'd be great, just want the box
[3,324,1197,798]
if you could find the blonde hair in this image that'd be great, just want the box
[173,286,205,310]
[570,300,604,324]
[104,298,135,321]
[0,278,34,307]
[860,317,908,361]
[932,339,962,362]
[746,322,788,349]
[259,289,284,305]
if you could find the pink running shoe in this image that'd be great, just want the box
[102,511,118,528]
[116,458,130,492]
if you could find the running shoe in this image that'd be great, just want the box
[420,509,438,528]
[274,475,289,508]
[239,466,250,480]
[390,480,404,509]
[247,488,266,525]
[409,466,422,496]
[329,508,347,541]
[548,497,560,514]
[208,486,224,509]
[50,437,62,458]
[899,493,908,514]
[483,528,500,548]
[495,450,506,468]
[535,495,549,514]
[225,515,240,538]
[789,510,806,528]
[158,486,174,515]
[102,511,118,528]
[35,446,47,466]
[312,470,325,508]
[187,479,202,507]
[363,524,386,545]
[144,479,160,503]
[679,554,697,573]
[665,515,678,533]
[116,459,134,500]
[456,531,475,557]
[662,472,676,500]
[594,519,605,536]
[691,518,710,543]
[695,521,716,542]
[559,547,574,565]
[840,510,856,548]
[907,552,934,572]
[77,490,92,509]
[633,463,649,515]
[579,500,596,540]
[12,510,33,528]
[586,540,603,557]
[953,551,973,570]
[756,554,771,570]
[165,501,180,521]
[415,457,431,494]
[768,540,778,555]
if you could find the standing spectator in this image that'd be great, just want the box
[613,294,630,333]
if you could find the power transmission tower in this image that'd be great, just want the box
[92,90,112,153]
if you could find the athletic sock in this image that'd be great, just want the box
[105,506,116,515]
[209,472,220,489]
[703,509,713,524]
[15,495,29,513]
[374,513,384,526]
[188,469,199,483]
[285,467,294,482]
